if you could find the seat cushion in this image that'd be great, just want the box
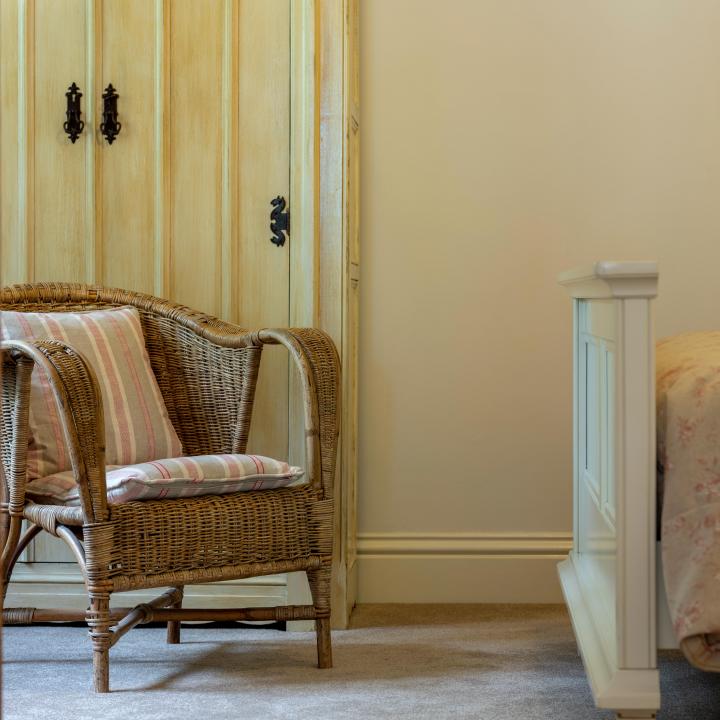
[2,306,183,479]
[26,454,304,505]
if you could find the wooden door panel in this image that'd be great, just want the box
[33,0,88,283]
[168,0,225,316]
[100,0,158,295]
[238,0,290,461]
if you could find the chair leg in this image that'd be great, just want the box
[315,617,333,669]
[166,585,184,644]
[306,566,333,669]
[87,594,112,693]
[1,515,22,604]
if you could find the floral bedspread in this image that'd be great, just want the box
[658,331,720,670]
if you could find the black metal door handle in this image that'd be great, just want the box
[270,196,289,247]
[100,84,121,144]
[63,82,84,143]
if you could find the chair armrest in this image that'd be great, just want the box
[255,329,341,500]
[156,316,341,496]
[1,339,108,524]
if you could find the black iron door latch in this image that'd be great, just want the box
[63,82,84,143]
[100,84,121,144]
[270,196,289,247]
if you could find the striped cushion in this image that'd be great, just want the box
[1,306,182,479]
[26,454,304,505]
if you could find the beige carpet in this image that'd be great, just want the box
[3,604,720,719]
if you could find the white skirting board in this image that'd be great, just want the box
[357,532,573,603]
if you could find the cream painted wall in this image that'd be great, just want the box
[358,0,720,600]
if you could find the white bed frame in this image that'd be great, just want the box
[558,261,676,720]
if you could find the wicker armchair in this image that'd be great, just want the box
[0,283,340,692]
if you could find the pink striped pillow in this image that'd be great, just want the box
[26,454,304,505]
[1,306,182,479]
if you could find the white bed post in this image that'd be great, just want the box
[558,262,659,720]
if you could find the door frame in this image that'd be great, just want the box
[288,0,359,628]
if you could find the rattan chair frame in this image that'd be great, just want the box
[0,283,340,692]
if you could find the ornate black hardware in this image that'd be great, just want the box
[270,196,289,247]
[100,84,121,144]
[63,82,84,143]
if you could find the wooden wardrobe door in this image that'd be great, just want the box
[4,0,91,565]
[164,0,291,461]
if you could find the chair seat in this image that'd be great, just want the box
[26,454,305,506]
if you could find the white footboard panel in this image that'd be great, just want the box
[559,262,660,718]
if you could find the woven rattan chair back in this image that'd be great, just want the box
[0,284,261,456]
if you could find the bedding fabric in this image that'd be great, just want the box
[26,454,304,505]
[1,306,183,479]
[658,331,720,670]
